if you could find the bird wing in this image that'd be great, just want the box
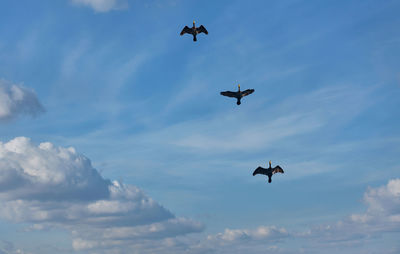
[272,166,284,174]
[220,91,237,98]
[241,89,255,97]
[196,25,208,34]
[180,26,192,35]
[253,167,267,176]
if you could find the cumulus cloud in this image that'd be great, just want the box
[0,79,44,121]
[1,136,398,253]
[196,180,400,254]
[70,0,128,12]
[346,178,400,232]
[0,137,202,253]
[299,179,400,247]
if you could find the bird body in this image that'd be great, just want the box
[180,21,208,41]
[252,161,284,183]
[220,84,254,105]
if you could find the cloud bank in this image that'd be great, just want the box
[70,0,128,12]
[198,179,400,254]
[1,137,398,253]
[0,137,202,253]
[0,80,44,121]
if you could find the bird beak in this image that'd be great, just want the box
[193,20,195,24]
[238,84,240,88]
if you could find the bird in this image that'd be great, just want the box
[220,84,254,105]
[180,20,208,41]
[252,161,284,183]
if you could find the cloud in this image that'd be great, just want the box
[0,241,30,254]
[297,179,400,249]
[0,79,44,121]
[207,226,288,243]
[70,0,128,12]
[1,137,398,253]
[347,178,400,231]
[134,84,372,157]
[0,137,203,253]
[193,179,400,254]
[362,178,400,217]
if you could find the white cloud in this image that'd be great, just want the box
[207,226,289,243]
[363,179,400,214]
[0,79,44,121]
[193,179,400,254]
[72,217,203,252]
[299,179,400,247]
[70,0,128,12]
[1,136,398,253]
[146,84,373,154]
[0,137,203,253]
[348,178,400,229]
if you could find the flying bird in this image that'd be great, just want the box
[180,21,208,41]
[252,161,284,183]
[220,84,254,105]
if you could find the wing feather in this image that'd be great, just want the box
[272,165,284,174]
[180,26,192,35]
[220,91,238,98]
[253,166,267,176]
[196,25,208,34]
[241,89,255,97]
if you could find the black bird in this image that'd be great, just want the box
[220,84,254,105]
[180,20,208,41]
[252,161,284,183]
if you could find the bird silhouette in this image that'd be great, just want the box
[180,21,208,41]
[220,84,254,105]
[252,161,284,183]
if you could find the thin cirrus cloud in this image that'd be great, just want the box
[0,137,203,253]
[138,84,373,154]
[0,79,44,121]
[70,0,128,12]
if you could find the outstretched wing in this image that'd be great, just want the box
[272,165,284,174]
[253,167,267,176]
[196,25,208,34]
[241,89,255,97]
[220,91,237,98]
[180,26,192,35]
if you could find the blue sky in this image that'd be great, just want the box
[0,0,400,253]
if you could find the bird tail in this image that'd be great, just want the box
[268,177,272,183]
[193,35,197,41]
[236,99,241,105]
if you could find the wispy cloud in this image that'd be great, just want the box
[139,84,374,156]
[70,0,128,12]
